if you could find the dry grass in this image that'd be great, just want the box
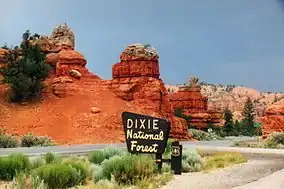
[200,152,247,172]
[231,141,264,148]
[68,172,173,189]
[0,181,11,189]
[0,173,173,189]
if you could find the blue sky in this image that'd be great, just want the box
[1,0,284,92]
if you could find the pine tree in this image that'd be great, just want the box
[223,107,235,136]
[0,30,51,102]
[241,97,256,136]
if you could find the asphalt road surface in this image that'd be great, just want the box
[0,136,256,157]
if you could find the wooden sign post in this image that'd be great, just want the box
[122,112,171,173]
[171,141,182,175]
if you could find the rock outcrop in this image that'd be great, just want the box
[52,76,78,98]
[31,23,100,98]
[33,23,74,53]
[108,43,190,140]
[260,99,284,139]
[32,23,98,81]
[55,46,88,77]
[49,23,75,49]
[0,48,7,67]
[46,53,59,66]
[113,44,160,78]
[168,78,222,128]
[166,84,284,121]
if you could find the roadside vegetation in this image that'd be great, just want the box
[0,140,248,189]
[197,151,247,172]
[233,132,284,149]
[174,97,261,141]
[0,129,55,148]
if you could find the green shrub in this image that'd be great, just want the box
[101,154,156,185]
[205,124,227,137]
[161,163,172,173]
[102,147,127,159]
[189,129,221,141]
[174,108,191,121]
[44,152,61,164]
[30,156,46,169]
[0,153,30,180]
[88,148,127,165]
[88,151,105,164]
[164,139,172,155]
[21,133,55,147]
[264,132,284,149]
[90,164,104,183]
[0,132,19,148]
[32,163,80,189]
[181,150,204,173]
[63,160,89,184]
[189,129,209,140]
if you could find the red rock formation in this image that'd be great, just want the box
[168,79,222,128]
[260,100,284,139]
[33,23,75,53]
[56,46,88,76]
[108,43,190,140]
[46,53,59,66]
[51,76,78,98]
[31,23,99,81]
[207,110,223,125]
[112,61,159,78]
[0,48,7,68]
[0,26,194,145]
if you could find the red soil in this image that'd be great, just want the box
[0,73,151,145]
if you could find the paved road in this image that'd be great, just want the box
[233,168,284,189]
[0,137,256,157]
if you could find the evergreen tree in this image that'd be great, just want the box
[222,108,235,136]
[241,97,256,136]
[173,107,184,118]
[233,120,242,136]
[1,43,9,50]
[173,107,192,128]
[0,30,51,102]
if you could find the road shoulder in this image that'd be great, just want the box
[160,159,284,189]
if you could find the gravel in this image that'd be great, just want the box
[160,158,284,189]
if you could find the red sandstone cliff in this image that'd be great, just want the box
[260,99,284,139]
[108,43,191,139]
[0,25,193,144]
[168,77,222,128]
[166,84,284,121]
